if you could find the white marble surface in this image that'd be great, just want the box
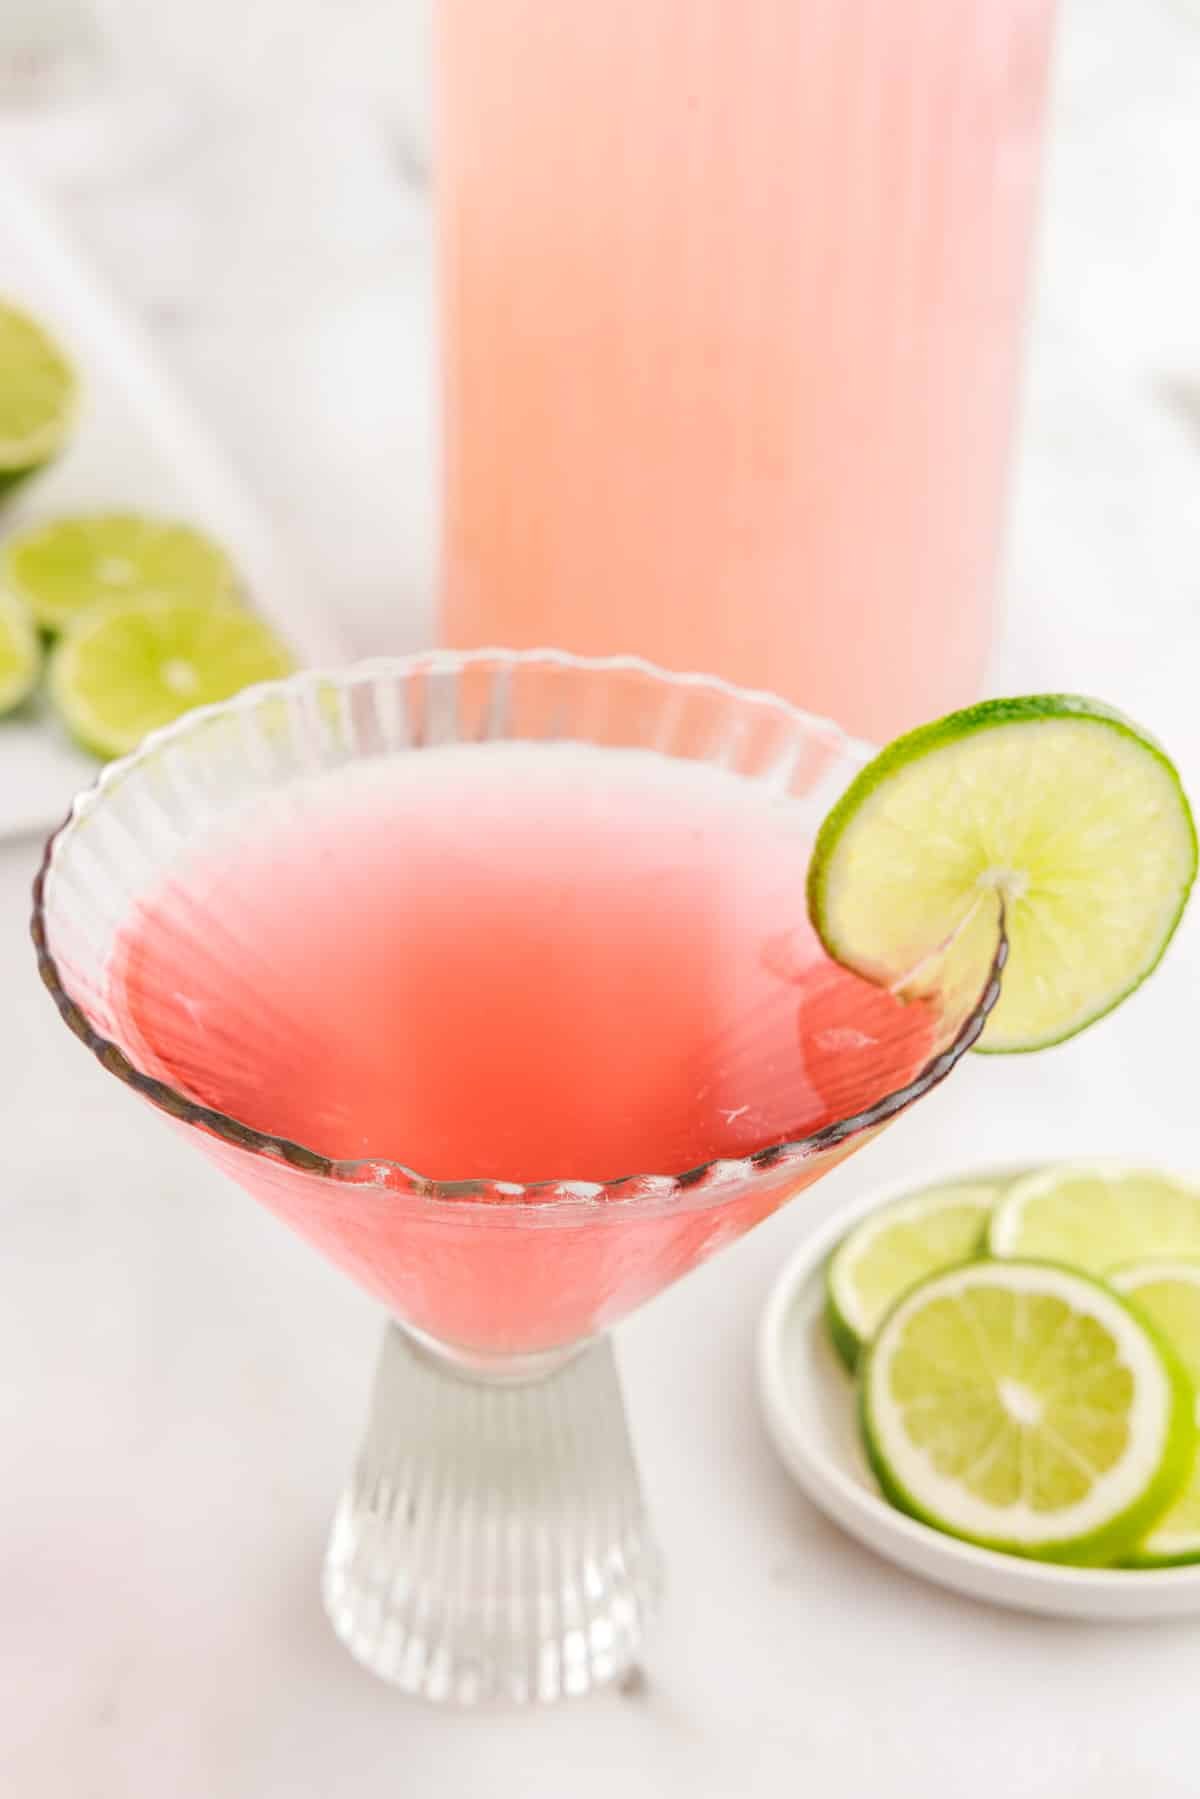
[4,2,1200,1794]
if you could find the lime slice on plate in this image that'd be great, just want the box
[3,513,238,635]
[990,1164,1200,1273]
[1110,1263,1200,1566]
[860,1258,1193,1563]
[808,696,1196,1052]
[0,300,76,489]
[825,1181,996,1371]
[50,598,294,760]
[0,585,41,714]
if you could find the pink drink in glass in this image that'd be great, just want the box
[437,0,1056,742]
[37,654,1005,1699]
[109,743,935,1350]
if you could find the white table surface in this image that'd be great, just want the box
[5,2,1200,1794]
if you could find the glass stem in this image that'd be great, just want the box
[323,1323,663,1703]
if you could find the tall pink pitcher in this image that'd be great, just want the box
[437,1,1056,742]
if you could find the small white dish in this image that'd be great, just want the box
[758,1169,1200,1621]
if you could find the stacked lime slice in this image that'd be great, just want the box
[825,1182,996,1371]
[990,1164,1200,1271]
[0,300,76,493]
[1111,1264,1200,1565]
[862,1253,1192,1565]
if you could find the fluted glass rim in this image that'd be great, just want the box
[31,647,1005,1219]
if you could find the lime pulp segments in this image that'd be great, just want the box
[860,1259,1194,1563]
[808,696,1196,1053]
[0,299,76,485]
[3,513,238,635]
[50,598,294,760]
[825,1182,997,1371]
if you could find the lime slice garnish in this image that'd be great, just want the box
[989,1164,1200,1273]
[1110,1263,1200,1566]
[0,585,41,714]
[860,1259,1194,1563]
[49,598,294,760]
[3,513,238,635]
[825,1182,996,1371]
[0,300,76,486]
[807,696,1196,1053]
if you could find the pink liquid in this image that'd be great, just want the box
[438,0,1056,743]
[110,746,937,1350]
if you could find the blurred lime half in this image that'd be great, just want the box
[0,301,77,488]
[0,585,41,714]
[3,513,238,635]
[50,597,294,760]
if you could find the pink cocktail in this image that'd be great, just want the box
[109,738,938,1353]
[33,652,1003,1702]
[438,1,1057,742]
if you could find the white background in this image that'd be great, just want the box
[4,2,1200,1793]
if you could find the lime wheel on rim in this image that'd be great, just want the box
[808,696,1196,1052]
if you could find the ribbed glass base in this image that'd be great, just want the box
[322,1325,663,1703]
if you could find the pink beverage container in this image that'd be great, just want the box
[437,0,1057,742]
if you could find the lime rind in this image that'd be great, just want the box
[807,695,1197,1055]
[860,1258,1195,1565]
[1110,1262,1200,1567]
[825,1277,867,1375]
[825,1182,996,1372]
[1123,1532,1200,1570]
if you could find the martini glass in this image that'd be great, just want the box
[32,650,1004,1705]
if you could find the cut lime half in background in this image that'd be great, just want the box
[808,696,1196,1053]
[50,597,294,760]
[0,585,42,715]
[860,1258,1194,1564]
[0,300,77,490]
[3,513,239,635]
